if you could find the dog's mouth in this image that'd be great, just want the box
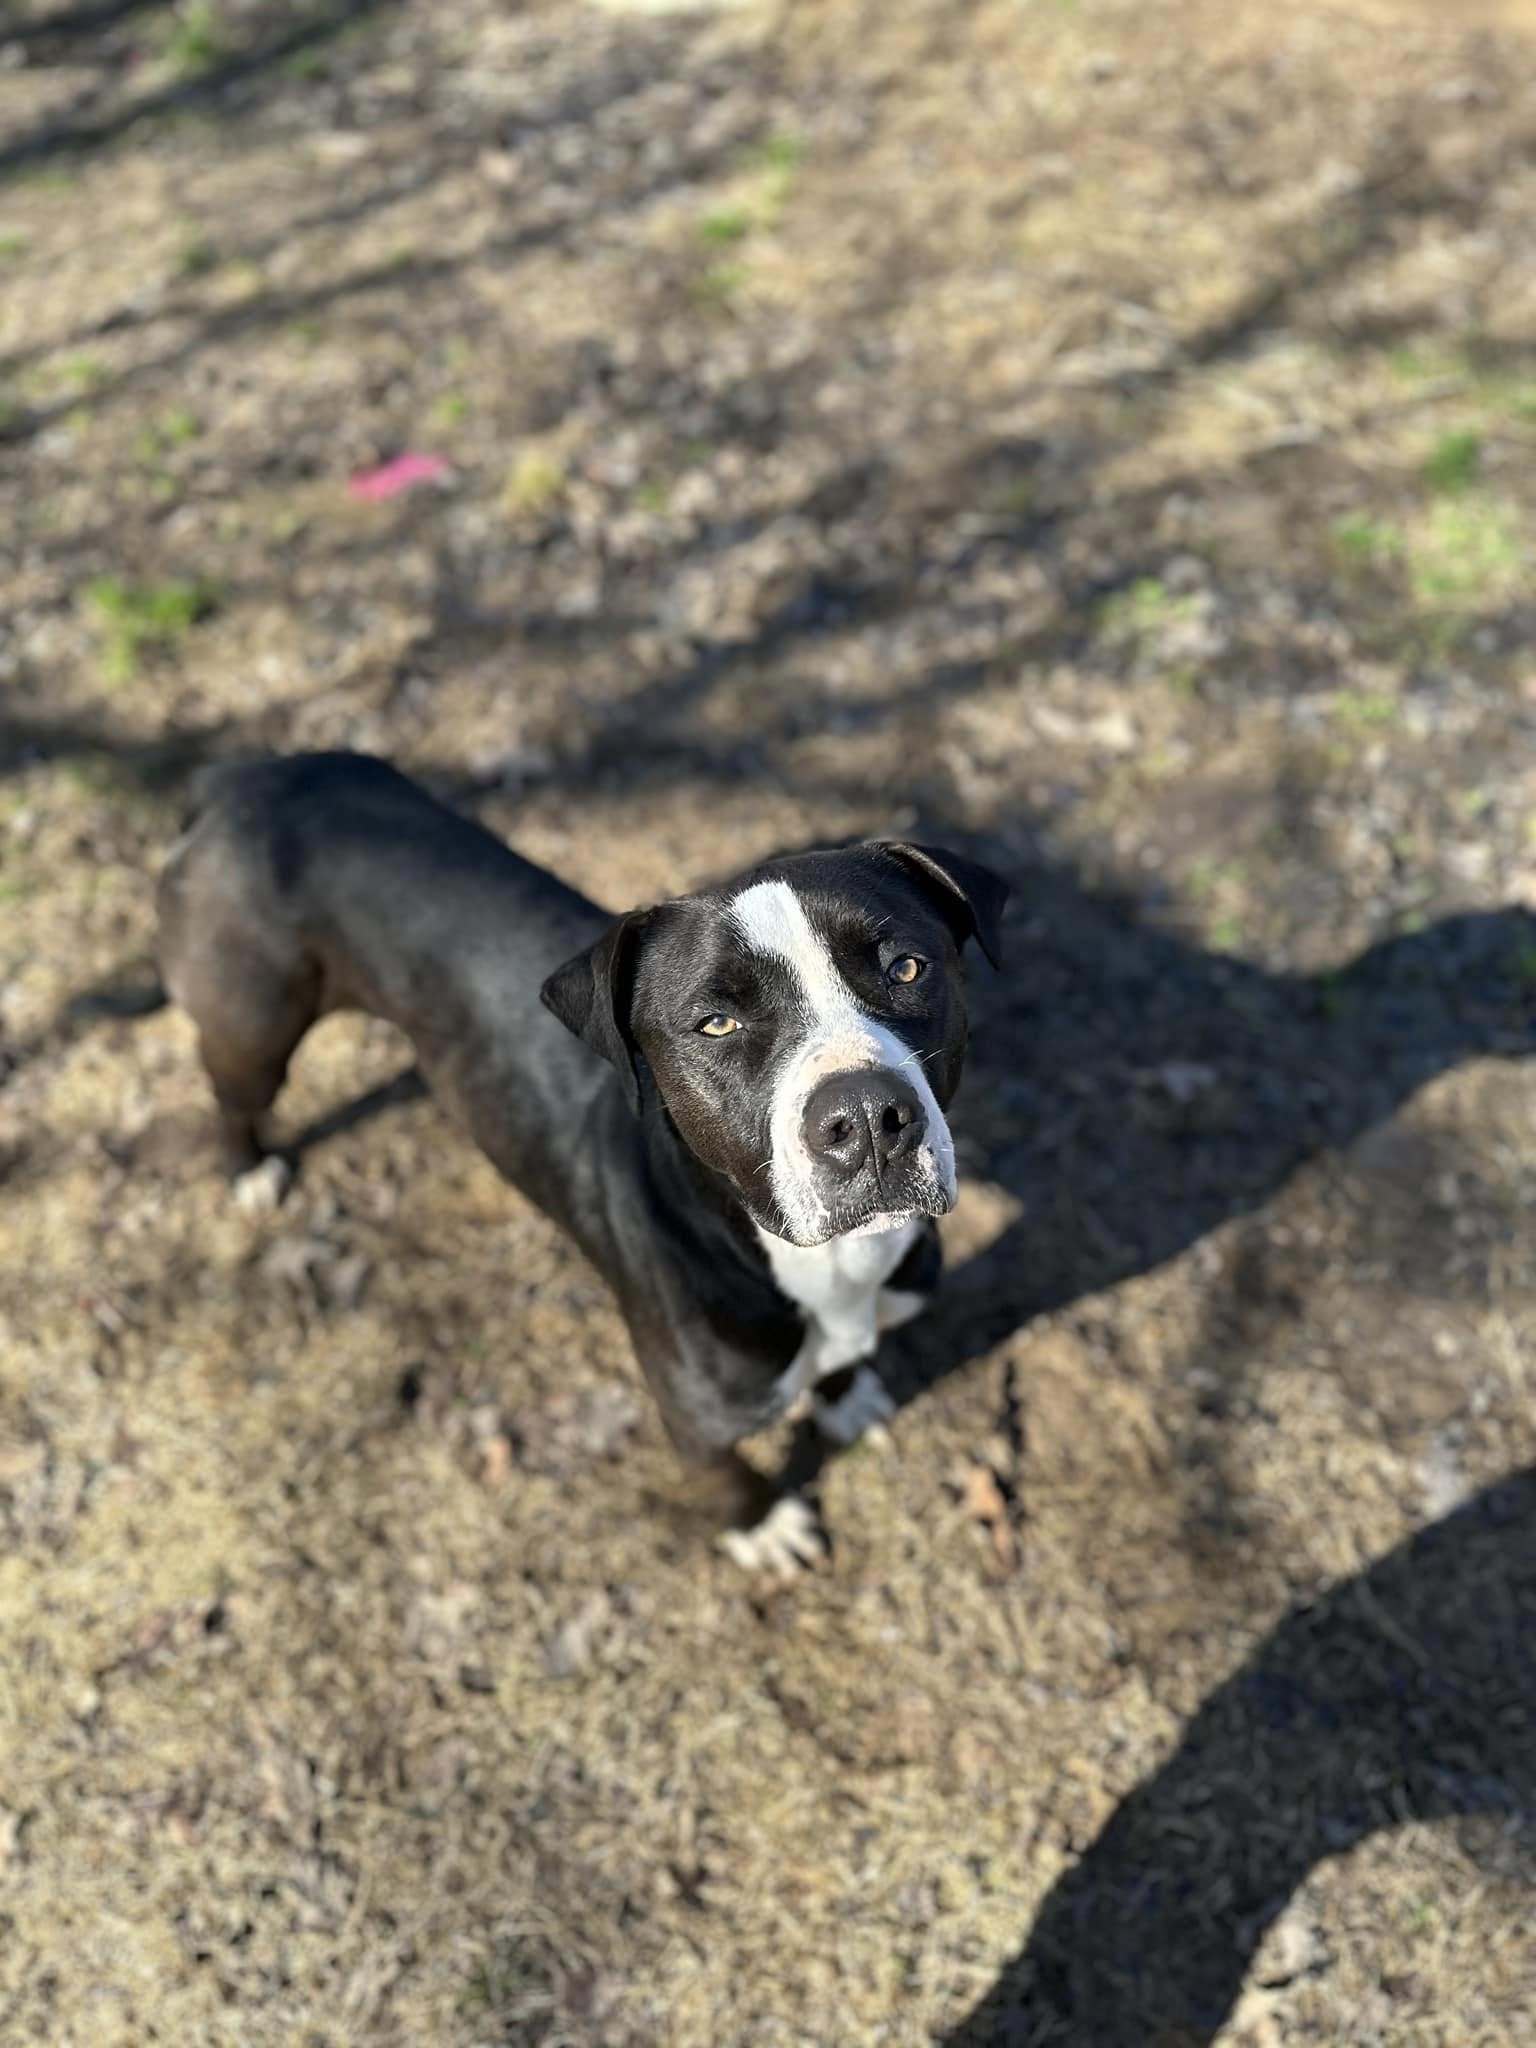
[768,1176,955,1249]
[830,1199,945,1244]
[756,1035,960,1247]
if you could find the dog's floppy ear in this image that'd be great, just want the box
[877,843,1009,969]
[540,910,652,1113]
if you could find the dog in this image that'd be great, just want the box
[157,753,1006,1573]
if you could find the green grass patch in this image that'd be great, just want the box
[754,133,804,219]
[699,134,806,254]
[1332,514,1401,569]
[1455,787,1492,822]
[1387,334,1536,426]
[1331,688,1399,733]
[699,206,753,247]
[1099,576,1198,641]
[693,261,747,309]
[1387,340,1462,384]
[161,2,226,75]
[1332,495,1525,622]
[0,230,28,260]
[1408,497,1523,611]
[1186,857,1245,901]
[753,133,806,174]
[58,355,108,392]
[84,575,219,681]
[1422,430,1482,495]
[430,393,469,429]
[135,408,200,464]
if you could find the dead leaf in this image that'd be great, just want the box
[961,1461,1019,1572]
[480,1433,513,1488]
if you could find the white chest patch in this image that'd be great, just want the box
[757,1216,920,1388]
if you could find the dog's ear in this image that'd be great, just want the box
[876,843,1009,969]
[540,910,652,1113]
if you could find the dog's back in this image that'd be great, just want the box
[158,752,614,1198]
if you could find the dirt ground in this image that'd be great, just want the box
[3,0,1536,2041]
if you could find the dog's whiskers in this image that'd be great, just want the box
[895,1048,943,1074]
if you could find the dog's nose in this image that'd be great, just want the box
[802,1070,927,1179]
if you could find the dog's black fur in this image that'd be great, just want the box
[157,753,1003,1547]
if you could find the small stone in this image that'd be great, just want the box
[322,1252,371,1311]
[1155,1061,1217,1104]
[545,1592,611,1678]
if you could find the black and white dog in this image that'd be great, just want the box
[158,754,1006,1573]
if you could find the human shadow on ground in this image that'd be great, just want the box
[939,1463,1536,2046]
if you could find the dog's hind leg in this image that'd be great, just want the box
[158,808,321,1198]
[189,963,318,1200]
[161,915,318,1193]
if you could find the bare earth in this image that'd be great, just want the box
[3,1,1536,2042]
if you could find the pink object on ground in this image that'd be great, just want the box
[347,453,452,502]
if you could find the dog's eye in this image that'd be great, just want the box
[887,956,926,986]
[697,1013,742,1037]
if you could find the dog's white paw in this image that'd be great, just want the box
[813,1364,895,1447]
[233,1155,293,1215]
[719,1496,824,1580]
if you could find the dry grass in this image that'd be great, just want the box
[3,1,1536,2042]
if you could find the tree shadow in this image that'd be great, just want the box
[0,0,404,184]
[0,4,779,445]
[940,1464,1536,2045]
[3,0,170,54]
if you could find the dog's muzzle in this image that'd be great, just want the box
[796,1065,949,1234]
[802,1068,927,1182]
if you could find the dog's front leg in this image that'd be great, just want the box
[642,1374,824,1579]
[809,1360,897,1447]
[700,1450,825,1581]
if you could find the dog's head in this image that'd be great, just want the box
[541,843,1006,1247]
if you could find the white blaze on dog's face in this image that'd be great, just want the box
[727,877,957,1245]
[553,843,1007,1248]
